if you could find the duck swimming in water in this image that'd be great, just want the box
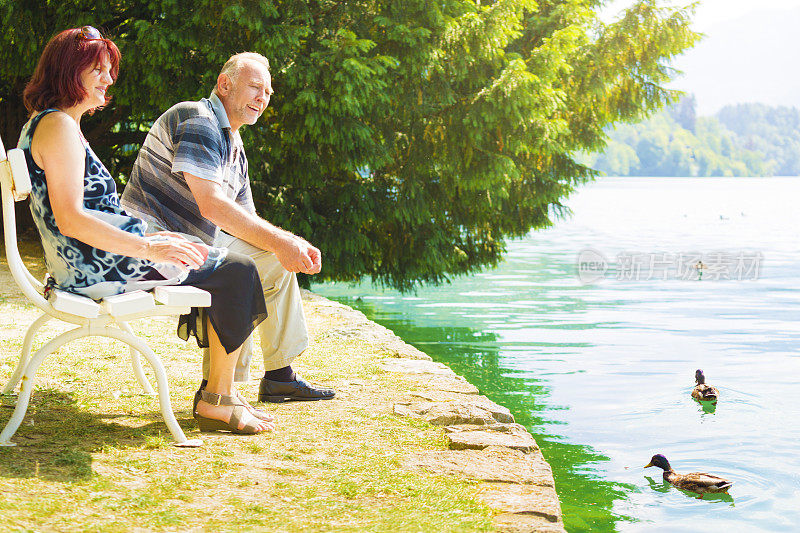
[692,369,719,401]
[645,454,732,497]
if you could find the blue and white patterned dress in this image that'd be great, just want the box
[18,109,221,299]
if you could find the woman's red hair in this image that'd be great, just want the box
[23,28,121,114]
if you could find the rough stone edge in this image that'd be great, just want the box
[301,289,565,533]
[302,290,432,360]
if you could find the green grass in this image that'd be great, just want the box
[0,248,495,531]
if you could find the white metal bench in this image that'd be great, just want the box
[0,134,208,448]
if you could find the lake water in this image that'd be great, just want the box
[312,178,800,532]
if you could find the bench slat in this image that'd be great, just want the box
[154,285,211,307]
[101,290,155,316]
[50,289,101,318]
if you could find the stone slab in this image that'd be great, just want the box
[394,402,494,425]
[410,390,484,402]
[320,325,432,360]
[493,512,566,533]
[393,399,513,426]
[380,358,457,377]
[406,374,480,395]
[477,483,563,524]
[444,422,530,435]
[402,446,554,486]
[408,392,514,422]
[446,423,539,452]
[304,293,433,360]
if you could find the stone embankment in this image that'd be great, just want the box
[304,291,565,533]
[0,240,565,531]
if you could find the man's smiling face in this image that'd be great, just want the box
[220,59,273,132]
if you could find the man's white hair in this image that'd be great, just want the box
[213,52,270,94]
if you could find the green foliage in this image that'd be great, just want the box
[716,104,800,176]
[584,98,799,177]
[0,0,698,290]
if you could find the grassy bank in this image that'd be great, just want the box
[0,242,494,532]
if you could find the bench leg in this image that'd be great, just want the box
[1,313,51,395]
[0,326,201,448]
[118,322,156,396]
[99,327,201,448]
[0,325,87,446]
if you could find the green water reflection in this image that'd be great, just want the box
[315,179,800,532]
[333,297,635,531]
[695,400,718,415]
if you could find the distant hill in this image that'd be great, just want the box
[671,6,800,114]
[582,98,800,177]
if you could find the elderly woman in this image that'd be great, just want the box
[18,26,273,435]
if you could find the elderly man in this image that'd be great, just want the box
[121,52,334,404]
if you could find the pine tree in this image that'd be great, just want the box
[0,0,699,289]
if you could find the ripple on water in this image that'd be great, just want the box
[315,178,800,532]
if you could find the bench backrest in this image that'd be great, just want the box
[0,133,50,312]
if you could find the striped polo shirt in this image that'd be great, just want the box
[121,93,255,245]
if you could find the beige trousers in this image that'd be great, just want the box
[202,232,309,382]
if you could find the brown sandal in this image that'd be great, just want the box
[194,387,274,422]
[234,390,274,422]
[193,390,267,435]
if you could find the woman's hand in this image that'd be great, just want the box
[186,240,210,263]
[145,232,210,265]
[144,236,206,269]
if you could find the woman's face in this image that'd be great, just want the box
[79,54,113,109]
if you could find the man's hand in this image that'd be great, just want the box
[274,235,322,275]
[306,242,322,273]
[182,172,320,273]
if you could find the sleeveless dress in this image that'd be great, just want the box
[17,109,212,298]
[18,109,267,353]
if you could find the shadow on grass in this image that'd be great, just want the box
[0,388,195,482]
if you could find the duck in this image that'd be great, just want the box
[692,369,719,401]
[645,454,732,497]
[694,261,706,280]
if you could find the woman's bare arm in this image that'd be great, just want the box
[31,112,205,268]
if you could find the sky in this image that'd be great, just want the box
[601,0,800,31]
[600,0,800,114]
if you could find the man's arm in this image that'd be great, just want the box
[183,172,321,274]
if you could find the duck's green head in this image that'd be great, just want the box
[644,454,671,471]
[695,369,706,384]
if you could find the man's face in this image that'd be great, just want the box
[221,60,273,131]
